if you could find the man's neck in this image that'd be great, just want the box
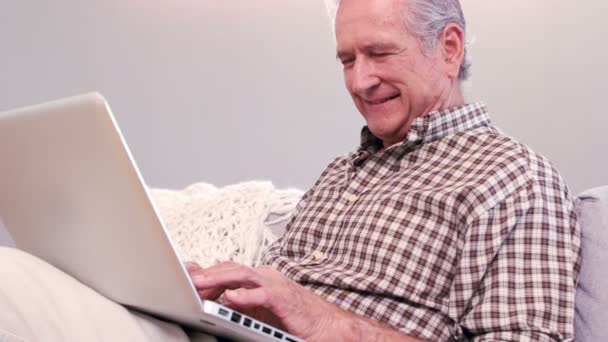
[380,86,465,150]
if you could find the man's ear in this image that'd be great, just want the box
[440,23,465,80]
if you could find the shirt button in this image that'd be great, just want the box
[343,193,358,203]
[311,251,325,261]
[451,325,464,340]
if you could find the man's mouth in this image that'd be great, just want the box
[366,94,400,105]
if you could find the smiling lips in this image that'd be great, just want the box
[365,94,400,105]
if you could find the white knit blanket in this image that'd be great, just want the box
[149,181,303,268]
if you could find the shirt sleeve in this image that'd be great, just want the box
[451,173,581,341]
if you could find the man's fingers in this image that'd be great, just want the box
[184,262,269,304]
[186,261,244,286]
[197,287,226,301]
[223,287,272,309]
[193,266,263,290]
[185,261,243,273]
[184,261,202,272]
[188,261,246,279]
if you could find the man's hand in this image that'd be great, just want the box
[185,261,336,341]
[184,261,425,342]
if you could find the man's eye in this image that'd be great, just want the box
[370,52,390,58]
[340,59,355,67]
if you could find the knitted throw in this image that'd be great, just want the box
[149,181,303,268]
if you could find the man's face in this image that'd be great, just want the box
[336,0,451,148]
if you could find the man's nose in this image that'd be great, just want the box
[350,59,381,95]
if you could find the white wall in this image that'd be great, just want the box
[0,0,356,193]
[1,0,606,195]
[461,0,608,194]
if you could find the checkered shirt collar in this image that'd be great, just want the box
[358,102,491,153]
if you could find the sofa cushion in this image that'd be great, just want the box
[575,186,608,342]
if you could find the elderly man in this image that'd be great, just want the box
[186,0,580,341]
[0,0,580,341]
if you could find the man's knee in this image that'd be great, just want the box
[0,246,28,259]
[0,246,35,263]
[0,247,41,277]
[0,247,190,342]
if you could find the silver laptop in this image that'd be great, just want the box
[0,93,302,342]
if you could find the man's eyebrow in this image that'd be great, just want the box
[362,42,400,52]
[336,43,403,59]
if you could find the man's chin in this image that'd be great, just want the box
[367,126,393,143]
[366,122,409,145]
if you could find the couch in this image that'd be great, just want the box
[0,183,606,341]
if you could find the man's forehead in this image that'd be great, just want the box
[335,0,410,51]
[335,0,407,23]
[335,0,408,36]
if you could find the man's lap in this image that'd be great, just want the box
[0,247,218,342]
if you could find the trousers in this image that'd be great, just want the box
[0,247,221,342]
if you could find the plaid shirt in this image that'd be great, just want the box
[261,103,580,341]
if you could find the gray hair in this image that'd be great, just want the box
[325,0,471,81]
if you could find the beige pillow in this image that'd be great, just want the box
[150,181,303,268]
